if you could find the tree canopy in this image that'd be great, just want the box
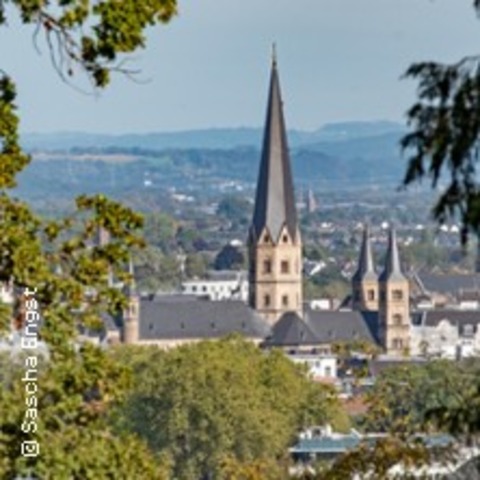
[111,337,350,480]
[0,0,178,477]
[402,0,480,245]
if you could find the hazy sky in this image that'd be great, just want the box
[1,0,480,133]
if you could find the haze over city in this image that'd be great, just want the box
[2,0,480,134]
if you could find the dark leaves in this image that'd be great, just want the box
[402,56,480,243]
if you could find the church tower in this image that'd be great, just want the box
[351,225,378,311]
[248,52,303,325]
[122,258,140,344]
[378,228,410,355]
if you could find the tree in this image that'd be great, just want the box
[214,244,246,270]
[362,360,476,435]
[184,252,209,279]
[112,337,348,480]
[0,0,178,477]
[402,1,480,246]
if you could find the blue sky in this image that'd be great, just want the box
[1,0,480,133]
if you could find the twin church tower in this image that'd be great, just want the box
[248,54,410,354]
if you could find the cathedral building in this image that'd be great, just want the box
[104,54,480,359]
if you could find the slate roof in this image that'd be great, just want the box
[264,308,380,347]
[416,310,480,327]
[264,311,317,346]
[352,225,377,282]
[416,273,480,295]
[138,295,270,340]
[307,309,380,345]
[251,56,298,243]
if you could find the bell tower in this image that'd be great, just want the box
[378,228,410,355]
[248,51,303,325]
[122,258,140,344]
[352,225,378,311]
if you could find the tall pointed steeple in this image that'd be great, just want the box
[378,227,410,356]
[379,228,405,282]
[251,51,298,243]
[248,52,303,325]
[352,225,376,283]
[352,224,378,311]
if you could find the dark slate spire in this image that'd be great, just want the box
[251,52,298,243]
[352,224,376,282]
[379,227,405,282]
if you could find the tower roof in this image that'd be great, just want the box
[251,54,298,243]
[352,224,376,282]
[379,228,406,283]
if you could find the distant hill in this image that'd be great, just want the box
[15,121,410,205]
[22,120,406,151]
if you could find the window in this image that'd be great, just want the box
[393,314,402,325]
[264,294,271,307]
[281,260,290,274]
[282,234,289,243]
[263,233,271,243]
[367,289,375,301]
[380,291,386,302]
[282,295,289,307]
[263,259,272,274]
[392,289,403,301]
[325,366,332,377]
[392,338,403,350]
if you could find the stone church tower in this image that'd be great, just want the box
[378,228,410,355]
[122,258,140,344]
[248,54,303,325]
[351,225,378,311]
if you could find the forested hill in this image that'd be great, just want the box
[16,121,410,204]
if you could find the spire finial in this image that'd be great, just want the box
[272,42,277,67]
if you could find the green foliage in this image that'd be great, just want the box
[184,252,208,278]
[143,212,178,254]
[402,1,480,244]
[0,0,178,476]
[7,0,177,87]
[133,245,181,291]
[362,360,480,435]
[112,338,345,480]
[217,195,252,228]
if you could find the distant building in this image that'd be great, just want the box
[181,271,248,302]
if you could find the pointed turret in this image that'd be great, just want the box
[378,227,410,356]
[352,225,376,283]
[251,52,298,244]
[352,225,378,311]
[248,51,303,325]
[379,228,405,282]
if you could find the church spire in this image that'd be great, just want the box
[379,227,405,282]
[248,53,303,325]
[352,224,376,282]
[251,52,298,243]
